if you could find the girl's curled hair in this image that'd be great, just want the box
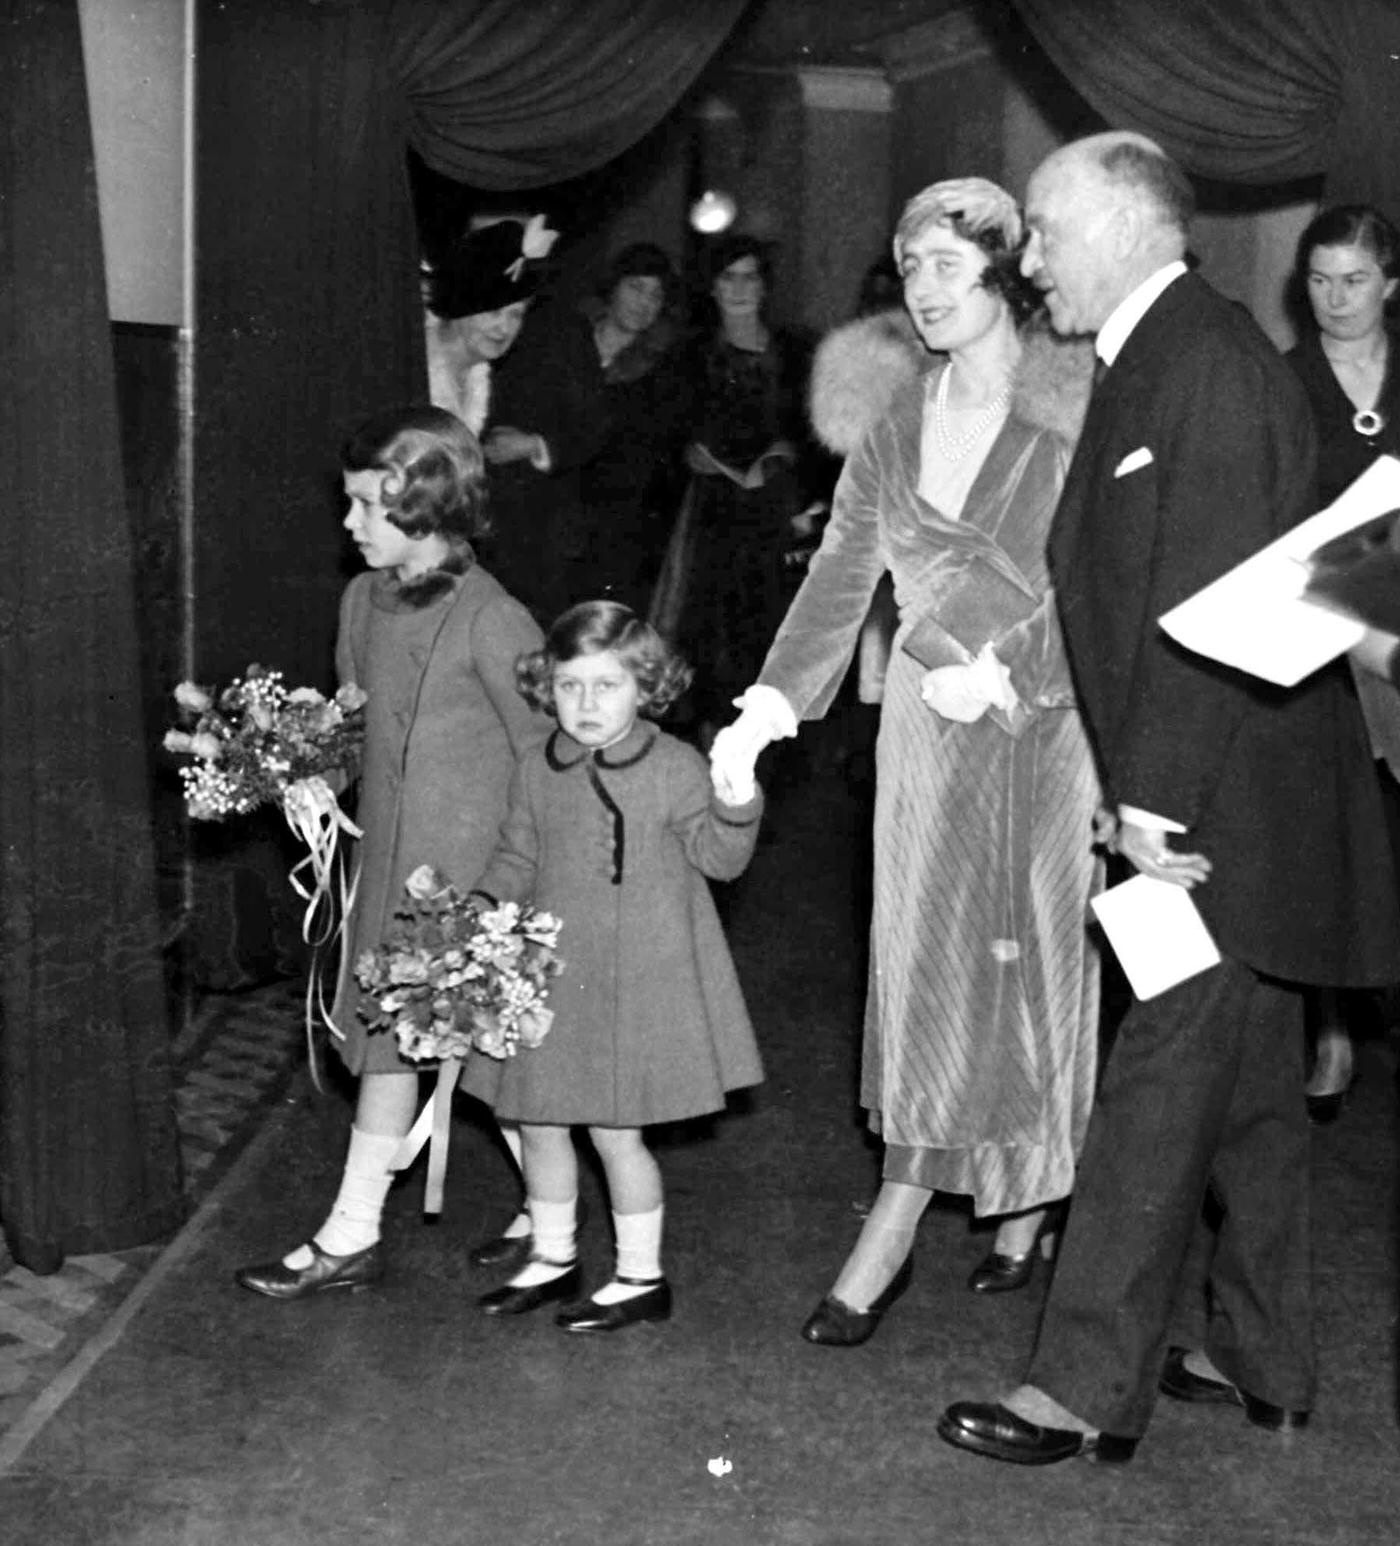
[516,600,693,719]
[341,404,488,546]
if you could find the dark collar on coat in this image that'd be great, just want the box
[545,721,658,772]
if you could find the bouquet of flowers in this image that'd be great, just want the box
[356,864,564,1062]
[163,667,367,822]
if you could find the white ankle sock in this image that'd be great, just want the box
[592,1205,663,1305]
[501,1209,532,1241]
[507,1195,577,1287]
[285,1127,401,1265]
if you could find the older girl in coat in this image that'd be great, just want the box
[236,405,546,1299]
[463,601,764,1333]
[712,178,1100,1342]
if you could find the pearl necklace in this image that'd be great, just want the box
[933,365,1011,462]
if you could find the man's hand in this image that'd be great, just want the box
[1116,819,1213,888]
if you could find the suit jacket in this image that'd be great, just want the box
[1049,272,1400,984]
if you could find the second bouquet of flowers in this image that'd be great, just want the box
[355,864,564,1063]
[355,864,564,1215]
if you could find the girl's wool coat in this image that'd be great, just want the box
[461,722,764,1127]
[332,564,546,1075]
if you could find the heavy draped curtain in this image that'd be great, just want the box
[1011,0,1400,208]
[0,1,186,1270]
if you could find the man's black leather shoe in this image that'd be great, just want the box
[1159,1347,1309,1431]
[936,1401,1138,1466]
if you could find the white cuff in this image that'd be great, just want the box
[734,684,797,740]
[1118,804,1188,834]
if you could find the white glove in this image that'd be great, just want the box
[920,644,1015,723]
[708,686,796,805]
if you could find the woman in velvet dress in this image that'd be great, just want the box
[1286,203,1400,1122]
[657,234,824,737]
[711,179,1100,1340]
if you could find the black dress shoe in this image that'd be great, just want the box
[478,1261,581,1317]
[1159,1348,1309,1431]
[937,1401,1138,1466]
[556,1276,673,1333]
[469,1231,534,1271]
[800,1255,913,1346]
[967,1249,1036,1294]
[234,1241,383,1300]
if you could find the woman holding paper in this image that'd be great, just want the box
[711,179,1100,1340]
[1288,203,1400,1121]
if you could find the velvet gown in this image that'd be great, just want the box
[758,360,1100,1216]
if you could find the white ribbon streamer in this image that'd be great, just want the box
[281,776,363,1090]
[389,1059,460,1215]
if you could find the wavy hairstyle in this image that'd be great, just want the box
[516,600,693,719]
[892,185,1040,325]
[341,404,489,548]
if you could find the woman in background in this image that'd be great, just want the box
[655,234,826,741]
[1287,203,1400,1122]
[578,243,689,612]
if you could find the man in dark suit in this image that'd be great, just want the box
[938,131,1400,1466]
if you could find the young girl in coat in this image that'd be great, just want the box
[236,404,546,1300]
[462,600,764,1332]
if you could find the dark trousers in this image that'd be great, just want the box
[1028,955,1313,1435]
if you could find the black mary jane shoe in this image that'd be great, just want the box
[469,1230,534,1272]
[1158,1348,1309,1431]
[556,1276,673,1334]
[800,1255,913,1347]
[936,1401,1138,1467]
[478,1261,581,1317]
[234,1240,384,1301]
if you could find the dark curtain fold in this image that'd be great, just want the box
[0,0,186,1270]
[190,0,745,986]
[394,0,748,188]
[1011,0,1400,209]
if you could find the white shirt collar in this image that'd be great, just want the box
[1096,260,1189,366]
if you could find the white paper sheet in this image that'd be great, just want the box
[1157,455,1400,686]
[1090,874,1222,1001]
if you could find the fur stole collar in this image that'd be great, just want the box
[808,309,1094,456]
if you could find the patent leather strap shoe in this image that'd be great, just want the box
[1159,1348,1309,1431]
[234,1240,384,1301]
[936,1401,1138,1467]
[478,1261,581,1317]
[1305,1083,1352,1125]
[556,1276,673,1334]
[801,1255,913,1347]
[468,1230,534,1272]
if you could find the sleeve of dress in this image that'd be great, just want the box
[667,744,763,881]
[472,759,540,905]
[471,593,549,758]
[335,577,364,691]
[756,429,887,719]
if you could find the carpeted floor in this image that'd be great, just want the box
[1,737,1397,1545]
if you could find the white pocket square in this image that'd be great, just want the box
[1114,447,1154,478]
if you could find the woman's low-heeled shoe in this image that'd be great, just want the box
[234,1240,384,1300]
[478,1262,581,1317]
[968,1230,1056,1294]
[556,1276,673,1334]
[800,1255,913,1346]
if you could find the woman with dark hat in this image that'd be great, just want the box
[577,242,689,612]
[425,216,609,622]
[652,233,827,740]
